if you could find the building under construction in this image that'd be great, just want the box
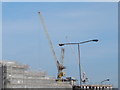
[0,12,114,89]
[0,60,113,90]
[0,60,74,89]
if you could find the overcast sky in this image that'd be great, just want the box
[2,2,118,87]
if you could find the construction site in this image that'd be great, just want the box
[0,60,113,89]
[0,12,114,89]
[0,60,74,88]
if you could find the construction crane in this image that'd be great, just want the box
[60,48,65,66]
[38,12,66,80]
[57,48,66,79]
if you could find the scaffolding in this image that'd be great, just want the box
[0,60,72,88]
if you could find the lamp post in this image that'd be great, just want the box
[59,39,98,86]
[100,78,110,84]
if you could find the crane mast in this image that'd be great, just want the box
[60,48,65,65]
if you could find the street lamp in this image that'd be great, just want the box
[101,78,110,84]
[59,39,98,86]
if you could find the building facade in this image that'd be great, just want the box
[0,61,72,88]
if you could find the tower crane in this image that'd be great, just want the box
[38,12,66,80]
[60,48,65,66]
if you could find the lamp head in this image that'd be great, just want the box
[92,39,98,42]
[106,78,110,81]
[59,44,64,46]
